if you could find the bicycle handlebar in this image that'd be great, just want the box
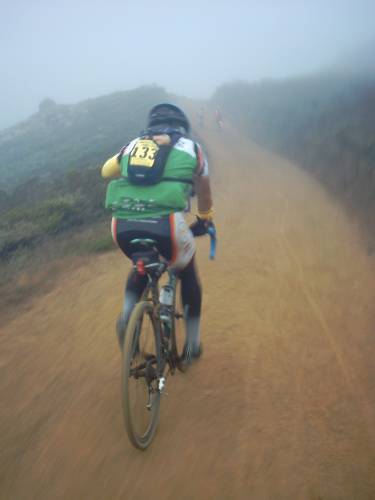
[207,224,217,260]
[189,219,217,260]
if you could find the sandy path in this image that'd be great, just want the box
[1,124,375,500]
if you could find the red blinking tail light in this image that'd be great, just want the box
[136,259,146,275]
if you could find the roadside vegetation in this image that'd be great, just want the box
[0,85,169,314]
[214,73,375,249]
[0,163,113,316]
[0,85,168,188]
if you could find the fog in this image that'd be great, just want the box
[1,0,374,129]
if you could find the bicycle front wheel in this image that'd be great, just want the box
[121,301,161,450]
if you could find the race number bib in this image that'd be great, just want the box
[129,140,159,168]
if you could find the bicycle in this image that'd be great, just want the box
[121,225,216,450]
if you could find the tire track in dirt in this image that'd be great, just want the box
[279,188,375,443]
[279,197,360,383]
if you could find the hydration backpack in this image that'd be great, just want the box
[126,134,181,186]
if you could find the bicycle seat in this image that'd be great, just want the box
[129,239,160,267]
[130,238,157,249]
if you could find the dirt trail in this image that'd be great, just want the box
[1,124,375,500]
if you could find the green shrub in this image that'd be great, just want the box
[0,85,169,190]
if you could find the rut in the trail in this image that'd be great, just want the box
[1,123,375,500]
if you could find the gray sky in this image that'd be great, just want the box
[1,0,374,129]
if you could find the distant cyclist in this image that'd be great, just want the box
[197,107,205,128]
[215,107,223,130]
[101,103,214,364]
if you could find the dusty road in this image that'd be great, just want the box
[1,125,375,500]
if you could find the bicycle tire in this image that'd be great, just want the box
[121,301,161,450]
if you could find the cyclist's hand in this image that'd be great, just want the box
[190,216,208,236]
[190,210,214,236]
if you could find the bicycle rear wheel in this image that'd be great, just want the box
[121,301,161,449]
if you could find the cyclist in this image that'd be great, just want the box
[215,107,223,130]
[197,107,205,128]
[101,103,214,364]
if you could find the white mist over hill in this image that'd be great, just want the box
[1,0,375,129]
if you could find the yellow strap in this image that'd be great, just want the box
[198,208,214,221]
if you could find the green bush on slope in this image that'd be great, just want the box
[0,85,168,189]
[214,76,375,240]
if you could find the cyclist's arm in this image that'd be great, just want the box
[101,138,140,178]
[193,143,213,217]
[101,155,121,178]
[194,175,213,214]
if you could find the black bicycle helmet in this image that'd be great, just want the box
[147,103,191,133]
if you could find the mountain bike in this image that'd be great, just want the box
[121,226,216,450]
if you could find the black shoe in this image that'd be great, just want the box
[181,342,203,368]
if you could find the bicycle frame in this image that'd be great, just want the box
[121,231,217,448]
[136,262,180,379]
[131,226,216,379]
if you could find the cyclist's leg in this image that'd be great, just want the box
[179,257,202,360]
[112,217,149,347]
[169,213,202,362]
[113,213,201,357]
[113,216,174,347]
[116,269,148,347]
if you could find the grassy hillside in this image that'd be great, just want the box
[0,85,172,308]
[214,74,375,246]
[0,84,171,259]
[0,85,168,189]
